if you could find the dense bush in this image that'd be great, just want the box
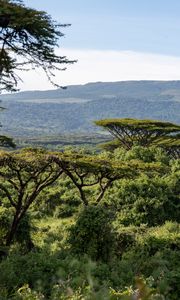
[0,144,179,299]
[33,178,81,218]
[0,207,11,245]
[0,222,179,299]
[14,215,35,251]
[112,174,180,226]
[68,205,116,261]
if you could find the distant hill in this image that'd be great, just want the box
[1,80,180,137]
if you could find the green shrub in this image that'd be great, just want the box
[115,227,137,257]
[68,205,115,261]
[106,171,180,226]
[14,214,35,251]
[0,207,11,246]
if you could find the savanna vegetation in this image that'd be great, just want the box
[0,1,180,299]
[0,118,179,300]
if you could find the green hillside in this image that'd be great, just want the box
[1,81,180,139]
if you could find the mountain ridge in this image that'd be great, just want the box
[2,80,180,100]
[1,80,180,138]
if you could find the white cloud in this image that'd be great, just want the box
[17,48,180,90]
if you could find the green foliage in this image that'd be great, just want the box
[68,206,115,261]
[114,226,137,257]
[32,178,81,219]
[0,222,179,299]
[14,284,44,300]
[0,3,180,298]
[14,214,34,250]
[107,173,180,226]
[0,143,179,299]
[0,149,63,245]
[0,0,76,92]
[95,118,180,156]
[1,81,180,138]
[0,206,11,244]
[103,147,179,226]
[119,145,169,164]
[55,149,166,206]
[95,118,180,134]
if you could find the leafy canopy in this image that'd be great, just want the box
[0,148,166,245]
[52,150,166,206]
[95,118,180,153]
[0,149,63,245]
[0,0,76,92]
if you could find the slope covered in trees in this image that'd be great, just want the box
[0,81,180,138]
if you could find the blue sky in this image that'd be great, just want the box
[19,0,180,90]
[23,0,180,56]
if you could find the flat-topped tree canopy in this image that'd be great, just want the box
[156,134,180,158]
[0,148,167,245]
[52,151,166,206]
[0,148,64,245]
[95,118,180,150]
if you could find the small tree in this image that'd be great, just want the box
[0,149,63,246]
[0,0,76,92]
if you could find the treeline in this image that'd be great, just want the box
[1,94,180,137]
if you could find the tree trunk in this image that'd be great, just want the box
[78,186,88,206]
[6,211,21,246]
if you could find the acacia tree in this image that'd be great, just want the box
[53,152,166,206]
[54,154,124,206]
[156,135,180,159]
[0,149,63,246]
[0,0,76,92]
[0,149,167,245]
[95,118,180,155]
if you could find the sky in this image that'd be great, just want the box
[18,0,180,90]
